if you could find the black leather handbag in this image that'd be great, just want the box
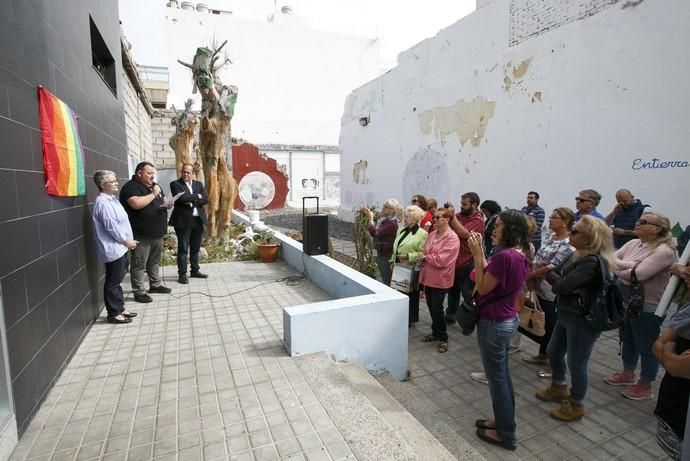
[457,301,479,336]
[627,263,644,317]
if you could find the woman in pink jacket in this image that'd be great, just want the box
[419,208,460,354]
[604,212,677,400]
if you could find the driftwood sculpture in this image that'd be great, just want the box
[169,99,197,177]
[179,41,239,239]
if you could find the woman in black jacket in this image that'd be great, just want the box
[535,215,616,422]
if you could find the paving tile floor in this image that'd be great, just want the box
[9,261,354,461]
[329,231,668,460]
[401,303,667,460]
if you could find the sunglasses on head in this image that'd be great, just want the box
[636,219,661,227]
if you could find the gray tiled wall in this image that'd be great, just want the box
[0,0,127,434]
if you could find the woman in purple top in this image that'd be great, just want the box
[468,209,531,451]
[367,199,403,286]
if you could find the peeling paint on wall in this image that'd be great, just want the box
[513,58,531,78]
[353,160,369,184]
[503,58,532,92]
[418,97,496,147]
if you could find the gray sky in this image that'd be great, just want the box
[119,0,476,68]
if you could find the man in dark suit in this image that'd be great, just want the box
[169,163,209,284]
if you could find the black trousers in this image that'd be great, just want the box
[104,253,128,318]
[407,289,420,324]
[426,286,449,341]
[175,217,204,275]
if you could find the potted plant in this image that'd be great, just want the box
[254,228,280,262]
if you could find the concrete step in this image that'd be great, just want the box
[375,372,485,461]
[294,352,474,461]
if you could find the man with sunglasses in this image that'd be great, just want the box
[605,189,651,248]
[574,189,605,222]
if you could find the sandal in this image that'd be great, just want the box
[421,335,438,342]
[437,342,448,353]
[522,355,548,365]
[537,369,552,378]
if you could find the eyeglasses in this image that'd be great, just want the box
[636,219,662,227]
[575,197,592,203]
[411,199,418,204]
[549,215,563,220]
[433,215,446,221]
[570,228,581,236]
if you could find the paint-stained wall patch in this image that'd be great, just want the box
[402,148,451,203]
[418,97,496,146]
[353,160,369,184]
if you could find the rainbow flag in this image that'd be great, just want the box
[38,87,85,196]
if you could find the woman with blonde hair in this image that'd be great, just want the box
[536,215,616,422]
[368,199,403,286]
[604,212,677,400]
[391,205,428,326]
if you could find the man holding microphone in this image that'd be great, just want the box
[120,161,173,303]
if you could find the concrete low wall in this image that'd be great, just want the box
[232,211,409,380]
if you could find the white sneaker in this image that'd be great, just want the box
[471,372,489,385]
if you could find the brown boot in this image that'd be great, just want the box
[535,384,570,402]
[550,397,585,422]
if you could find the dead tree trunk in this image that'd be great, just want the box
[179,42,239,240]
[199,115,238,238]
[169,99,198,178]
[169,121,195,177]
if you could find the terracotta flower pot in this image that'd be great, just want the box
[257,243,280,262]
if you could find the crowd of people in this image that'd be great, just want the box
[91,168,688,457]
[368,189,689,457]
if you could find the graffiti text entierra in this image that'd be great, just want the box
[632,158,689,170]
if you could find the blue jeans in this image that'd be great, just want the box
[622,311,662,382]
[477,316,518,447]
[376,256,393,286]
[547,310,601,403]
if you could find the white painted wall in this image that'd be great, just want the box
[338,0,690,231]
[166,8,386,146]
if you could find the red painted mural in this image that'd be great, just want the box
[231,142,289,210]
